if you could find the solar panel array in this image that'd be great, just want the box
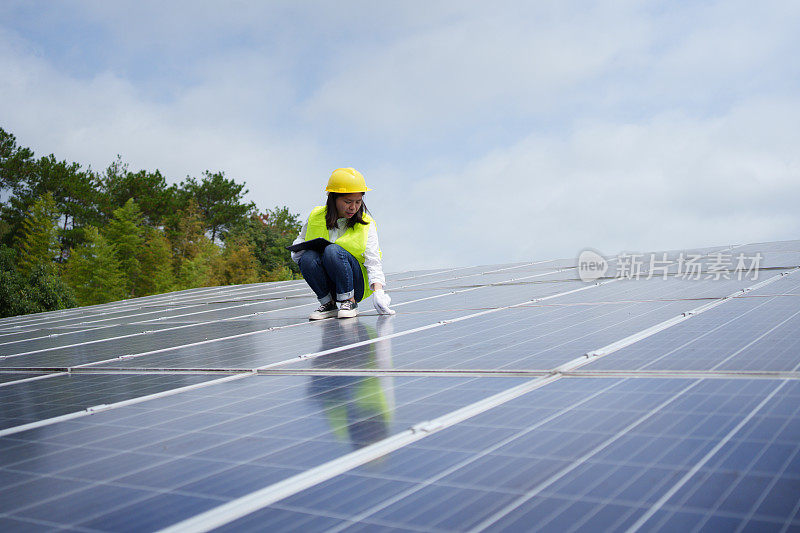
[1,240,799,532]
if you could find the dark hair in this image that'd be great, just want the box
[325,192,369,229]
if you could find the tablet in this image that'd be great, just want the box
[285,238,333,253]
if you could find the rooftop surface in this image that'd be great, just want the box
[1,240,799,531]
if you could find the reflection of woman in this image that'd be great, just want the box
[308,374,391,449]
[308,320,395,449]
[291,168,395,320]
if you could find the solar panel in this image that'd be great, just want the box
[0,373,47,384]
[211,378,800,532]
[2,267,590,370]
[585,273,800,372]
[0,373,221,430]
[0,374,528,530]
[0,241,798,531]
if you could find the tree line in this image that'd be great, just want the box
[0,127,301,318]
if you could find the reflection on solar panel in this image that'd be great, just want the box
[1,241,799,532]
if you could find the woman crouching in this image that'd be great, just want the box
[290,167,394,320]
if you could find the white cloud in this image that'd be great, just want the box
[2,1,799,274]
[378,98,800,270]
[301,3,651,138]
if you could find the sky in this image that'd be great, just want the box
[1,1,799,273]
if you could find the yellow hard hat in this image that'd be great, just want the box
[325,167,372,193]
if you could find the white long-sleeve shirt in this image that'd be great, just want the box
[290,214,386,288]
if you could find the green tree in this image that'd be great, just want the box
[0,127,36,200]
[105,199,145,296]
[167,200,206,266]
[64,226,126,306]
[167,200,220,290]
[175,237,220,290]
[15,192,60,277]
[99,156,177,226]
[1,127,302,295]
[38,155,101,258]
[137,227,174,296]
[0,218,9,244]
[212,238,260,286]
[0,245,76,318]
[3,152,100,254]
[1,128,37,247]
[230,206,301,280]
[179,171,255,243]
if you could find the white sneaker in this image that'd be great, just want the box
[337,300,358,319]
[309,301,338,320]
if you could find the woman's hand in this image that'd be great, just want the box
[372,286,395,315]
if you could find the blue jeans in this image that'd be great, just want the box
[298,244,365,304]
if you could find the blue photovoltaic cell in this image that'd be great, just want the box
[0,303,324,360]
[0,291,302,330]
[0,374,527,530]
[0,326,111,344]
[0,373,48,384]
[0,263,548,335]
[586,272,800,372]
[0,280,316,333]
[0,373,221,429]
[278,274,770,372]
[632,379,800,532]
[0,323,218,355]
[83,277,597,372]
[391,268,574,290]
[223,378,800,532]
[0,268,589,370]
[89,271,768,373]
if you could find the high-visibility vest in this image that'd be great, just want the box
[305,205,379,300]
[316,375,392,443]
